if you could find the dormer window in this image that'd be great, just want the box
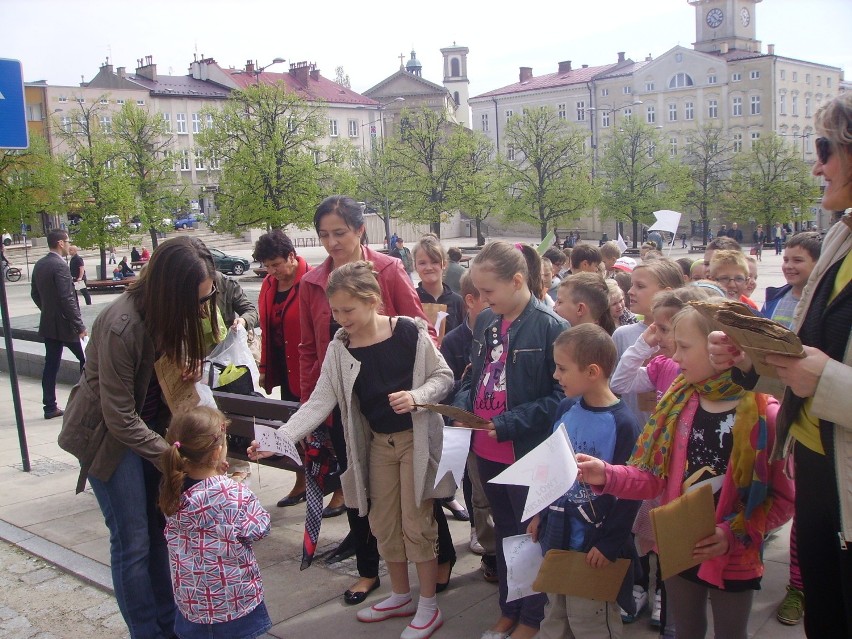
[669,73,694,89]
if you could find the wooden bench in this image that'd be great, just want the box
[688,244,707,254]
[622,248,641,257]
[85,279,128,291]
[293,237,317,248]
[130,260,147,270]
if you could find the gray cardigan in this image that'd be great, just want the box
[280,317,455,516]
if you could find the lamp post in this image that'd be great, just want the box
[588,100,643,242]
[243,57,286,84]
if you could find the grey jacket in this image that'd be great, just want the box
[279,317,455,516]
[214,272,258,330]
[31,251,85,341]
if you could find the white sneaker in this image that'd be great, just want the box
[469,529,485,555]
[651,590,662,627]
[621,586,648,623]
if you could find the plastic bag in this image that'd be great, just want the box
[204,325,260,391]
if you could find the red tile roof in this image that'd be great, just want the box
[225,65,379,106]
[471,63,620,100]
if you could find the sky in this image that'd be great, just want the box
[2,0,850,99]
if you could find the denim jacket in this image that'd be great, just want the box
[453,296,568,459]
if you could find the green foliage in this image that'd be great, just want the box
[354,141,407,238]
[683,125,735,243]
[452,132,501,244]
[197,83,327,231]
[599,119,690,246]
[501,107,597,239]
[0,135,62,236]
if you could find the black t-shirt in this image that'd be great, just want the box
[349,317,417,434]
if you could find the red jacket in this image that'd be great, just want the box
[298,245,435,401]
[258,256,309,397]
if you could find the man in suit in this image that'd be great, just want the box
[31,229,87,419]
[68,245,91,306]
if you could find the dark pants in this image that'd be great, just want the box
[42,337,85,413]
[795,441,852,638]
[76,287,92,305]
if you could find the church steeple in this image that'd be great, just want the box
[405,50,423,77]
[690,0,762,54]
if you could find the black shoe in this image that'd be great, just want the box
[344,576,380,605]
[44,408,64,420]
[435,557,456,593]
[322,504,347,518]
[442,499,470,522]
[276,491,306,507]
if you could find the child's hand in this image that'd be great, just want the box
[217,458,230,475]
[181,364,203,382]
[707,331,752,373]
[576,454,606,486]
[693,526,730,561]
[586,547,611,568]
[388,391,415,414]
[247,440,276,461]
[526,514,541,542]
[642,323,661,348]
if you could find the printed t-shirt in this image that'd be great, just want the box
[473,319,515,464]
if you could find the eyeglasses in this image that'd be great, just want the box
[199,285,217,305]
[815,137,832,165]
[714,276,747,286]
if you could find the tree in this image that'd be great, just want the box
[197,83,327,231]
[0,135,62,239]
[452,132,501,245]
[501,107,597,239]
[683,125,734,245]
[334,66,351,88]
[726,134,820,231]
[112,102,181,249]
[599,119,690,247]
[354,141,407,246]
[55,101,135,279]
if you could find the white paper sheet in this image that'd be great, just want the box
[254,423,303,467]
[503,533,544,603]
[434,311,449,337]
[434,426,471,489]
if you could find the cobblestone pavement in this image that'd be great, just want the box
[0,541,128,639]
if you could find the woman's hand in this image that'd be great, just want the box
[231,317,246,331]
[388,391,415,414]
[642,323,661,349]
[181,365,203,382]
[576,454,607,487]
[526,513,541,542]
[247,440,275,461]
[693,526,730,561]
[707,331,752,373]
[586,546,611,569]
[766,346,830,398]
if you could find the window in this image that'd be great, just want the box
[733,133,743,152]
[60,116,72,133]
[99,115,111,133]
[780,70,786,80]
[136,99,145,106]
[194,150,205,170]
[708,99,718,119]
[576,101,585,121]
[480,113,489,132]
[507,144,515,161]
[557,103,566,119]
[805,96,811,117]
[779,94,786,115]
[505,109,513,122]
[670,137,678,157]
[601,111,610,128]
[750,70,760,80]
[58,96,67,103]
[116,98,125,105]
[668,103,677,121]
[26,103,43,121]
[176,113,187,134]
[75,97,85,104]
[192,113,201,134]
[645,81,655,92]
[750,95,761,115]
[732,73,742,82]
[453,91,459,106]
[669,73,694,88]
[600,88,609,97]
[623,86,632,94]
[100,98,108,105]
[827,77,833,88]
[206,114,213,129]
[732,96,743,116]
[647,141,656,158]
[707,74,717,84]
[209,153,220,170]
[646,105,656,124]
[685,102,694,120]
[329,119,338,137]
[179,150,190,171]
[750,131,760,147]
[792,71,798,82]
[792,95,799,116]
[817,76,822,87]
[160,113,170,132]
[805,74,811,84]
[348,119,359,137]
[450,58,461,77]
[622,108,632,121]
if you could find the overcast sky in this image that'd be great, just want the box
[3,0,850,98]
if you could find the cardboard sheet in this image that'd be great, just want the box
[532,549,630,601]
[650,483,716,580]
[413,404,492,428]
[154,356,200,414]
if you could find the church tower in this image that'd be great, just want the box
[441,44,470,129]
[690,0,762,54]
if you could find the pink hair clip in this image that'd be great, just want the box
[173,441,181,449]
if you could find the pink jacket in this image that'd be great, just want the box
[599,393,794,588]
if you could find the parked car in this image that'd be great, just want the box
[104,215,122,230]
[127,216,142,231]
[174,213,204,230]
[2,233,11,246]
[209,248,250,276]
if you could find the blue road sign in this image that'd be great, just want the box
[0,59,28,149]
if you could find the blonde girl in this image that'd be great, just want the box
[451,241,568,639]
[413,234,465,341]
[161,406,272,639]
[250,261,454,639]
[579,306,794,639]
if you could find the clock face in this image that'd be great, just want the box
[741,7,750,26]
[707,7,724,28]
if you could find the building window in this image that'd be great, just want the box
[75,97,85,104]
[622,108,632,121]
[505,109,513,122]
[557,103,566,119]
[348,119,359,137]
[750,95,761,115]
[176,113,187,134]
[161,113,171,132]
[623,86,632,94]
[450,58,461,77]
[750,131,760,147]
[792,71,798,82]
[780,94,786,115]
[779,70,786,80]
[26,103,43,121]
[647,141,656,158]
[453,91,460,106]
[732,73,742,82]
[192,113,201,134]
[180,150,190,171]
[209,153,220,170]
[100,98,108,105]
[99,115,111,133]
[481,113,489,132]
[750,70,760,80]
[194,150,205,170]
[668,103,677,121]
[669,73,694,88]
[792,95,799,116]
[707,74,717,84]
[136,99,145,106]
[601,111,610,128]
[816,76,821,87]
[805,96,812,117]
[645,81,655,92]
[507,144,515,161]
[733,133,743,152]
[116,99,125,105]
[58,96,67,103]
[329,119,338,137]
[60,116,72,133]
[206,114,213,129]
[646,105,656,124]
[576,101,585,121]
[708,99,718,119]
[805,74,811,84]
[827,77,832,88]
[670,137,678,157]
[732,97,743,116]
[600,88,609,97]
[685,102,694,120]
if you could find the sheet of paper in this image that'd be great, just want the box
[650,483,716,580]
[503,534,544,603]
[434,426,471,489]
[254,423,303,467]
[154,356,200,414]
[533,550,631,602]
[434,311,449,339]
[413,404,492,428]
[489,424,579,521]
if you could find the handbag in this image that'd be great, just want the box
[247,329,262,365]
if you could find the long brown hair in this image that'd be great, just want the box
[126,236,218,373]
[473,241,542,299]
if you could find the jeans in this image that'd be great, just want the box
[42,337,84,412]
[174,600,272,639]
[89,449,176,639]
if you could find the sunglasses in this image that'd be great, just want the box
[815,137,832,165]
[199,284,217,306]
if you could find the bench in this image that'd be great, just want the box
[622,248,641,257]
[688,244,707,254]
[130,260,147,270]
[293,237,317,248]
[85,279,128,291]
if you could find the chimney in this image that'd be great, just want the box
[117,67,126,79]
[558,60,572,74]
[645,54,653,62]
[767,43,775,55]
[100,61,113,74]
[582,64,588,68]
[290,61,311,85]
[245,60,255,75]
[310,66,320,81]
[135,55,157,80]
[519,66,533,82]
[617,51,626,64]
[720,42,729,54]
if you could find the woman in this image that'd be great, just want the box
[58,236,219,638]
[254,230,311,506]
[299,196,454,605]
[709,93,852,639]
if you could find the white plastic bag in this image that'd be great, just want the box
[204,325,261,392]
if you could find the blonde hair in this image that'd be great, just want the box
[326,260,382,307]
[159,406,229,517]
[605,278,623,305]
[599,241,621,262]
[413,233,446,266]
[632,258,684,291]
[709,249,749,278]
[651,287,716,317]
[559,273,615,335]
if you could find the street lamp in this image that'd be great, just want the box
[240,57,286,84]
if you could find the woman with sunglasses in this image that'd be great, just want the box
[709,93,852,638]
[59,236,220,639]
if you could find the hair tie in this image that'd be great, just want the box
[173,441,181,449]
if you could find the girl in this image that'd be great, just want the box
[252,261,454,639]
[578,305,794,639]
[161,407,271,639]
[414,234,466,343]
[606,278,637,330]
[553,272,616,334]
[451,241,568,639]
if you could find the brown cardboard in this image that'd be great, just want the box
[412,404,492,429]
[154,356,200,415]
[650,484,716,580]
[532,549,630,601]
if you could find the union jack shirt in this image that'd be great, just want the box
[165,475,271,624]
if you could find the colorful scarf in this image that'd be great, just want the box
[629,369,772,542]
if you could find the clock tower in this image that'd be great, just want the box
[690,0,761,54]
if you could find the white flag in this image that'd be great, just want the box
[616,234,628,253]
[434,426,471,489]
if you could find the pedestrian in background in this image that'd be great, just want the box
[69,245,91,306]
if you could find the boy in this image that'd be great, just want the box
[528,324,641,639]
[600,241,622,277]
[570,244,603,274]
[762,231,822,329]
[708,249,759,309]
[553,273,610,329]
[745,255,759,298]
